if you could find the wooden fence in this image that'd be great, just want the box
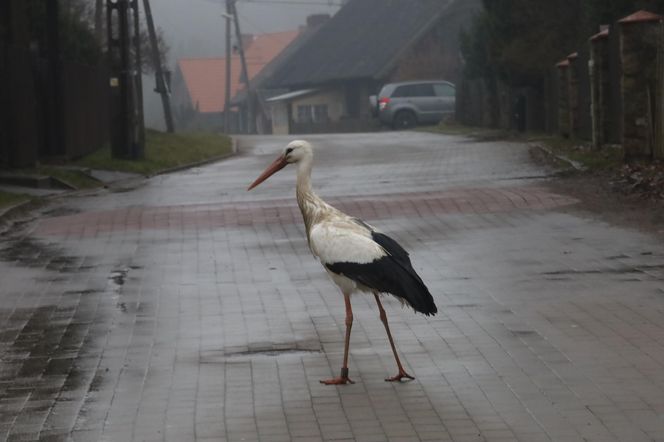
[61,61,111,159]
[1,47,41,168]
[655,21,664,158]
[455,12,664,162]
[1,48,111,167]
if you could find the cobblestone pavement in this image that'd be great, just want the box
[1,132,664,441]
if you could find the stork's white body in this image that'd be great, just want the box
[248,140,436,384]
[298,188,385,295]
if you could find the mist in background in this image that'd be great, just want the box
[144,0,341,129]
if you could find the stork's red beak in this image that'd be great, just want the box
[247,155,288,190]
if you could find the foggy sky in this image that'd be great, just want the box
[144,0,340,128]
[160,0,340,60]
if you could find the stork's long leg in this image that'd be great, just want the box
[320,292,355,385]
[373,293,415,382]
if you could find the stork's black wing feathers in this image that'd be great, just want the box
[372,231,410,263]
[326,230,437,316]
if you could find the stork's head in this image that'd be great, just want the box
[247,140,312,190]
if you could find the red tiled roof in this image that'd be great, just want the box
[178,30,299,113]
[618,10,663,24]
[556,59,570,68]
[590,29,609,41]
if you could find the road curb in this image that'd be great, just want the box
[0,137,237,234]
[149,138,238,178]
[530,142,587,172]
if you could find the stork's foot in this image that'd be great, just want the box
[320,376,354,385]
[320,368,354,385]
[385,370,415,382]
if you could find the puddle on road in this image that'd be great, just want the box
[108,182,146,193]
[541,263,664,276]
[42,207,81,217]
[510,330,538,337]
[0,305,93,401]
[201,341,322,364]
[605,254,630,260]
[106,267,133,314]
[0,230,142,436]
[0,261,138,432]
[0,237,77,270]
[108,268,129,287]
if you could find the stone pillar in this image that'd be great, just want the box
[556,59,570,137]
[589,29,610,150]
[567,52,581,138]
[618,10,663,161]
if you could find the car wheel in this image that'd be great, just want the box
[393,111,417,130]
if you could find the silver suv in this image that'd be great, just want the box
[370,80,456,129]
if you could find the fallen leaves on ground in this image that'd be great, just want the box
[610,161,664,200]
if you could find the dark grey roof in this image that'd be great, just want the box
[266,0,455,88]
[231,24,323,105]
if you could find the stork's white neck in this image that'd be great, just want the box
[295,153,314,196]
[295,153,330,243]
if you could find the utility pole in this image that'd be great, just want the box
[231,0,254,134]
[131,0,145,154]
[107,0,144,159]
[143,0,175,133]
[224,0,233,133]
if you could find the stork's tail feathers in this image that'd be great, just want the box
[383,261,437,316]
[401,274,437,316]
[370,231,437,316]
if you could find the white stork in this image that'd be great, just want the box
[248,140,437,385]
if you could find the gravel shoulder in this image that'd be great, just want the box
[530,146,664,238]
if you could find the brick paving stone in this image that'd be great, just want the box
[2,132,664,441]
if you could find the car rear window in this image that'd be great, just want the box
[434,83,455,97]
[392,84,435,98]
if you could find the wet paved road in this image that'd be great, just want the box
[1,132,664,441]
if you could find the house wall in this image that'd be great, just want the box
[269,89,345,135]
[291,89,345,122]
[270,102,290,135]
[270,87,380,134]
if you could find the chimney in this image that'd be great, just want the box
[306,14,330,28]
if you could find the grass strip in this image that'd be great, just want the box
[76,130,233,176]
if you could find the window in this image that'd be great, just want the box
[392,84,435,98]
[313,105,328,122]
[393,85,414,97]
[297,104,329,123]
[433,83,455,97]
[298,105,313,123]
[414,84,435,97]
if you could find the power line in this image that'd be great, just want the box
[198,0,343,6]
[236,10,271,35]
[238,0,343,4]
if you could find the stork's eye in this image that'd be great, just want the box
[286,147,294,154]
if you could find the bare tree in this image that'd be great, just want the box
[91,0,170,73]
[94,0,104,44]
